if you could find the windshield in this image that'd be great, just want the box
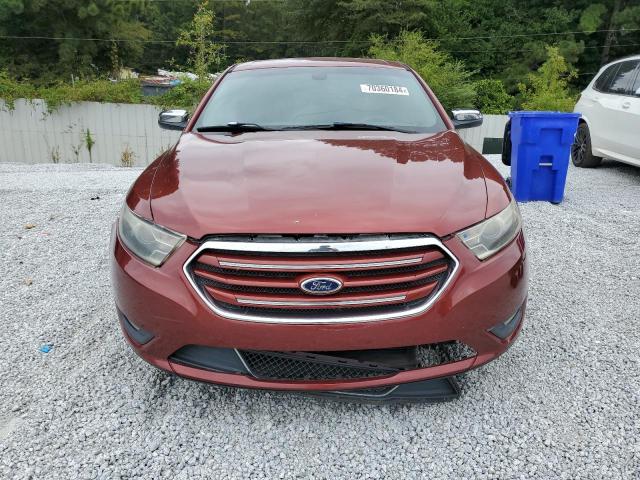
[194,66,447,133]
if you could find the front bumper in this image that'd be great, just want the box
[110,223,528,398]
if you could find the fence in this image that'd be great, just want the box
[0,99,507,166]
[457,114,509,153]
[0,99,181,166]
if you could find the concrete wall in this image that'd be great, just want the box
[457,114,509,153]
[0,99,181,166]
[0,99,507,165]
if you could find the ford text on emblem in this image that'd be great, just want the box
[300,277,343,295]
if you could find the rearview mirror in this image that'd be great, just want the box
[158,109,189,131]
[452,109,483,129]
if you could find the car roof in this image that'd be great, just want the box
[602,54,640,69]
[232,58,409,71]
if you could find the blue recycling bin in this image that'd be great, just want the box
[508,111,581,203]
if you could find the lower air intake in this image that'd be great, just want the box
[239,350,399,381]
[237,342,476,381]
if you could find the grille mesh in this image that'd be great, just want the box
[240,350,398,380]
[237,341,477,381]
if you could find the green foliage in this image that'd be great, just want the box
[0,0,151,80]
[579,4,608,33]
[368,31,475,112]
[148,78,211,110]
[289,0,434,57]
[0,70,37,110]
[37,80,143,111]
[2,0,640,99]
[84,128,95,163]
[615,4,640,30]
[176,1,225,78]
[0,71,208,112]
[518,46,578,112]
[473,79,514,114]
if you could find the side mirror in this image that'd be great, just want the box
[452,109,483,129]
[158,109,189,131]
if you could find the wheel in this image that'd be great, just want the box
[501,120,512,166]
[571,123,602,168]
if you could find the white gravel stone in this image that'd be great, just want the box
[0,157,638,479]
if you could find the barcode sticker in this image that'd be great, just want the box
[360,84,409,96]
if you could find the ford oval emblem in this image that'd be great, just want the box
[300,277,343,295]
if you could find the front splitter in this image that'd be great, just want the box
[307,376,461,404]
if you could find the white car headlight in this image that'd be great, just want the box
[457,199,522,260]
[118,206,186,266]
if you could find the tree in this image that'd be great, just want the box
[368,30,476,112]
[177,1,225,78]
[136,1,197,74]
[518,46,577,112]
[577,0,640,65]
[211,0,292,62]
[0,0,150,81]
[474,79,514,114]
[1,0,639,93]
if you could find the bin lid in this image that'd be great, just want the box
[508,111,581,118]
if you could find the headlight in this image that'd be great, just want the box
[457,199,522,260]
[118,206,186,266]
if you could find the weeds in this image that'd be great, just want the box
[120,145,136,167]
[71,143,82,163]
[84,129,95,163]
[49,146,60,164]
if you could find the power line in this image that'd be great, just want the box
[0,28,638,45]
[1,36,637,55]
[447,43,640,54]
[434,28,640,42]
[112,0,284,2]
[0,35,176,43]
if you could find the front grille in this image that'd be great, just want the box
[185,235,457,323]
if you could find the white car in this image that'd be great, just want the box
[572,55,640,168]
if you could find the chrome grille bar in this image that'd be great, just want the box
[183,236,459,324]
[236,295,407,307]
[218,257,423,270]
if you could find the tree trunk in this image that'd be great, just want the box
[601,0,623,65]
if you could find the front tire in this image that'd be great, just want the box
[572,123,602,168]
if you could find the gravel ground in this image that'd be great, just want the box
[0,156,639,479]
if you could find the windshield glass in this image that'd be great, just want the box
[194,66,447,133]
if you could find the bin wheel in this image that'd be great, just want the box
[571,123,601,168]
[501,120,511,166]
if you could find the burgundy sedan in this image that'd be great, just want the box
[110,58,527,402]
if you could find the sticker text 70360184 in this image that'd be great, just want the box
[360,84,410,96]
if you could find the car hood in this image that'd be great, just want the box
[145,130,491,239]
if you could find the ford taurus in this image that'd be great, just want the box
[110,58,528,402]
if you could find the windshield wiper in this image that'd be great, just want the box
[281,122,413,133]
[197,122,414,133]
[197,122,270,133]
